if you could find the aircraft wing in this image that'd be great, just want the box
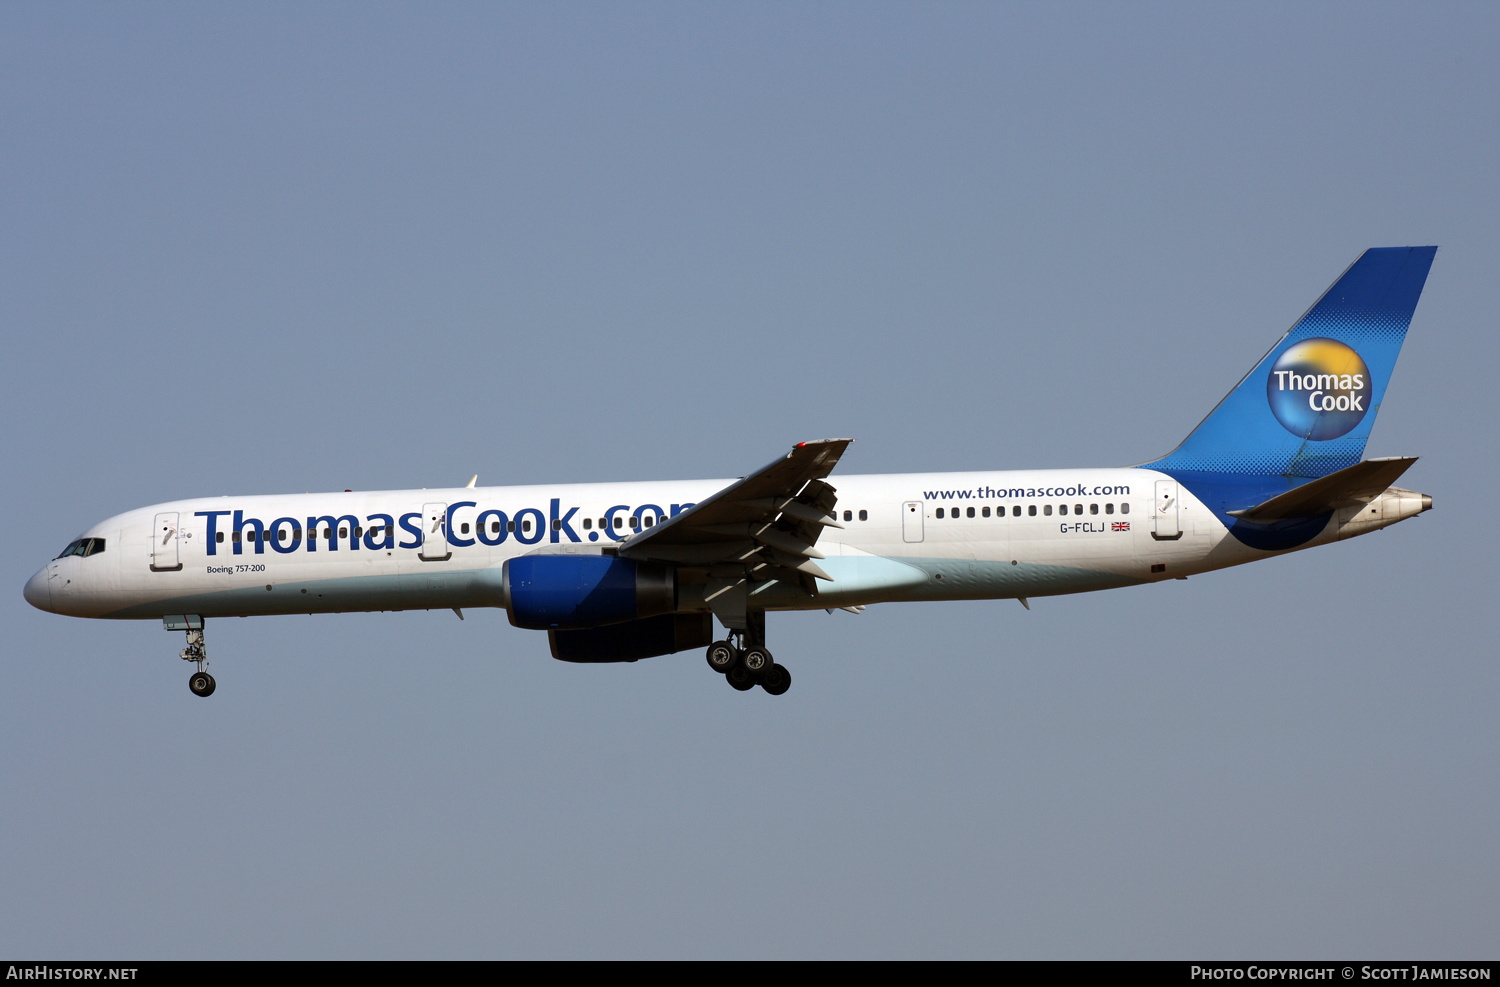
[617,438,853,593]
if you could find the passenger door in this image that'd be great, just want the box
[419,502,450,561]
[151,512,182,571]
[1152,481,1182,541]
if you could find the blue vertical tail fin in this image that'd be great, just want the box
[1142,246,1436,478]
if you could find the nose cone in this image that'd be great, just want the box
[23,567,52,612]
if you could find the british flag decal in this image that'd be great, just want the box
[1112,522,1130,532]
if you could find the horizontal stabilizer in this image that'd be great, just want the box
[1228,457,1417,522]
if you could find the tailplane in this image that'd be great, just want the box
[1143,246,1436,478]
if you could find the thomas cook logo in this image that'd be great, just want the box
[1266,338,1372,440]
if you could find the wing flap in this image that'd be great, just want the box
[619,439,853,574]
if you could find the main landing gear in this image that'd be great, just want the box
[705,634,791,696]
[167,615,216,698]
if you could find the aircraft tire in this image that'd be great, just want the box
[705,640,738,675]
[742,646,773,676]
[760,663,790,696]
[189,672,216,698]
[726,665,756,691]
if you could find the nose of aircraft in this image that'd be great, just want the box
[23,566,52,612]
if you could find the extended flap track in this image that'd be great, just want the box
[737,478,841,595]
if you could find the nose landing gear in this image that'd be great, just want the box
[166,615,216,698]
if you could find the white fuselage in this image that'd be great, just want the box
[24,466,1421,624]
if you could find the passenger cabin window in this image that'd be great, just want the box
[1121,503,1130,514]
[1013,506,1022,517]
[1090,504,1099,515]
[843,510,852,522]
[936,508,945,519]
[1105,503,1114,515]
[583,518,592,529]
[982,506,990,517]
[216,532,224,543]
[1074,504,1082,514]
[1027,505,1036,517]
[1059,504,1068,515]
[858,510,867,521]
[967,507,975,518]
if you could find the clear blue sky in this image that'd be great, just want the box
[3,2,1496,958]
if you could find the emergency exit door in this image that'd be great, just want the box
[902,501,925,543]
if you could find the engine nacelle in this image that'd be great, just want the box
[549,613,714,663]
[503,555,677,630]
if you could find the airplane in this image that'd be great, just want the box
[24,246,1437,698]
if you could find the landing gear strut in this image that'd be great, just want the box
[167,615,215,698]
[704,616,791,696]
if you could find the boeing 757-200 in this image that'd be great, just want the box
[24,247,1437,697]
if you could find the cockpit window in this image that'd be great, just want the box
[55,538,105,559]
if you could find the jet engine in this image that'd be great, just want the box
[503,555,677,630]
